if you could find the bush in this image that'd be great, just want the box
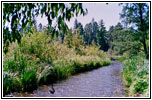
[122,56,149,97]
[20,70,38,92]
[3,50,27,73]
[134,80,148,94]
[3,72,20,95]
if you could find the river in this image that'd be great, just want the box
[10,61,126,97]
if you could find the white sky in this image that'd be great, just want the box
[36,3,123,30]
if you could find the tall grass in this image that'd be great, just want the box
[122,56,149,97]
[3,29,111,95]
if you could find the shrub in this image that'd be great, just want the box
[3,72,20,95]
[134,80,148,94]
[122,56,149,97]
[20,30,52,62]
[20,70,38,92]
[3,51,27,73]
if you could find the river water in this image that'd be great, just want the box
[11,61,125,97]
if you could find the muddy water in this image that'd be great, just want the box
[12,61,125,97]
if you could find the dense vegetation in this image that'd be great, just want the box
[3,28,111,95]
[122,55,149,97]
[120,3,149,97]
[3,3,87,53]
[3,3,149,97]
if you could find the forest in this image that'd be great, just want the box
[3,3,149,97]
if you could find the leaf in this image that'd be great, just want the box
[56,30,59,37]
[48,15,52,25]
[71,13,74,17]
[3,19,6,25]
[58,16,62,25]
[76,8,79,16]
[51,29,55,38]
[52,11,55,19]
[55,4,59,17]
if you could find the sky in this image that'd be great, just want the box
[36,3,123,31]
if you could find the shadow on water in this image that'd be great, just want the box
[10,61,126,97]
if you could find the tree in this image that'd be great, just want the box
[120,3,149,59]
[84,23,93,45]
[91,18,98,44]
[108,23,129,55]
[74,19,84,35]
[107,22,143,56]
[77,23,84,35]
[83,18,99,45]
[107,26,114,54]
[3,3,87,53]
[97,19,109,51]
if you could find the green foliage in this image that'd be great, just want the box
[84,19,97,45]
[74,19,84,35]
[97,19,109,51]
[64,29,85,55]
[3,29,111,96]
[107,22,147,58]
[106,3,149,58]
[110,56,127,62]
[3,3,87,53]
[120,3,149,59]
[83,18,109,51]
[122,56,149,97]
[21,70,38,91]
[3,51,27,73]
[125,76,132,86]
[134,80,148,94]
[3,73,20,95]
[20,29,53,63]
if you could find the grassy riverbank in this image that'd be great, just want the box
[122,56,149,97]
[110,56,127,63]
[3,30,111,96]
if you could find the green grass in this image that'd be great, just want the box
[122,56,149,97]
[110,56,127,63]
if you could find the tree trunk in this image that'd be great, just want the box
[139,4,149,59]
[142,40,149,59]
